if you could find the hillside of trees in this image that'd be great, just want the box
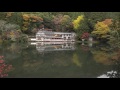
[0,12,120,46]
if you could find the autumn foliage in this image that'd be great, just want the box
[6,12,14,18]
[102,19,112,26]
[22,14,43,32]
[0,56,13,78]
[73,15,84,30]
[52,14,72,32]
[0,12,119,43]
[81,32,89,39]
[92,20,111,39]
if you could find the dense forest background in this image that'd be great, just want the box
[0,12,120,43]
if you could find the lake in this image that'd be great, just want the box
[0,42,120,78]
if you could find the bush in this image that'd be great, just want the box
[18,34,28,43]
[0,20,28,42]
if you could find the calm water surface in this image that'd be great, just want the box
[0,42,120,78]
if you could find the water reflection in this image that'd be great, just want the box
[0,56,13,78]
[98,70,117,78]
[30,42,75,52]
[1,42,120,78]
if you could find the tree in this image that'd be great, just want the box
[92,21,110,41]
[108,20,120,48]
[72,15,90,39]
[84,12,120,32]
[73,15,84,30]
[22,14,43,34]
[52,14,73,32]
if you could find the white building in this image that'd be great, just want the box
[36,30,76,42]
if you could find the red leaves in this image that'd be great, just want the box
[0,60,4,64]
[0,56,4,58]
[0,56,13,78]
[81,32,89,39]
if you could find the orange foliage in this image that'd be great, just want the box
[22,14,43,31]
[31,16,38,19]
[102,19,112,26]
[23,14,30,21]
[30,15,43,22]
[32,20,37,22]
[6,12,14,17]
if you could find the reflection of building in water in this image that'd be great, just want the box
[30,42,75,52]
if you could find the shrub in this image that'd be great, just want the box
[81,32,89,39]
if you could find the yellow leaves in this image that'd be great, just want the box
[6,12,14,18]
[95,22,110,33]
[22,27,28,31]
[17,29,22,34]
[9,31,16,40]
[72,53,82,67]
[23,22,29,31]
[10,31,14,35]
[23,22,30,26]
[30,15,43,22]
[92,21,110,38]
[22,14,43,31]
[23,14,30,21]
[73,15,84,30]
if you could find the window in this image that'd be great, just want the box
[38,37,41,40]
[68,37,70,39]
[64,37,66,40]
